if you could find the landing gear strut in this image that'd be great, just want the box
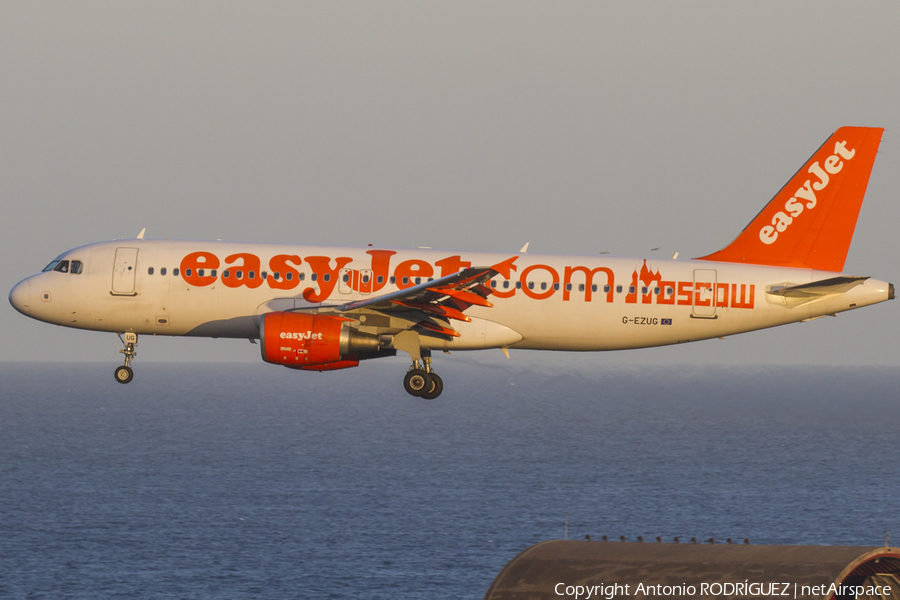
[402,353,444,399]
[392,331,444,399]
[115,332,138,384]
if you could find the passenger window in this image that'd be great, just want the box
[299,273,305,281]
[402,277,409,285]
[323,274,330,282]
[198,269,204,277]
[160,267,167,276]
[591,284,598,292]
[528,282,534,290]
[553,283,559,291]
[236,270,243,280]
[286,272,293,281]
[641,287,648,294]
[667,287,673,295]
[415,277,421,285]
[503,281,510,289]
[311,273,317,281]
[390,276,396,284]
[273,272,281,280]
[249,271,256,279]
[578,284,585,292]
[53,260,70,273]
[616,285,623,293]
[223,270,230,279]
[185,268,192,277]
[629,286,635,294]
[516,281,522,289]
[377,275,384,284]
[148,267,154,275]
[211,270,217,278]
[654,287,661,295]
[343,274,350,283]
[540,282,547,291]
[70,261,83,274]
[604,285,610,293]
[260,272,267,280]
[362,275,369,283]
[173,268,179,276]
[490,280,497,288]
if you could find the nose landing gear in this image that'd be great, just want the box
[114,332,138,384]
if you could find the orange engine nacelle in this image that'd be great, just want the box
[259,311,380,369]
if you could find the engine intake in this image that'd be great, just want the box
[260,311,380,368]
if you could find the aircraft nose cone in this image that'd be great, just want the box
[9,279,31,315]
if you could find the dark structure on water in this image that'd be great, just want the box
[484,541,900,600]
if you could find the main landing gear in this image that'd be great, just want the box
[403,353,444,400]
[385,330,446,399]
[114,332,138,384]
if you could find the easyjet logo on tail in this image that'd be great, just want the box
[758,140,856,245]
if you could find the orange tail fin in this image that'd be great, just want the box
[697,127,883,272]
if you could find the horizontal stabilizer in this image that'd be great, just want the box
[767,276,869,299]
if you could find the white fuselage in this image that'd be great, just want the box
[9,239,892,353]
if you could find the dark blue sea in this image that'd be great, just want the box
[1,359,898,599]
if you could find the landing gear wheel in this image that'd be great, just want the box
[403,369,430,397]
[421,372,443,400]
[114,365,134,384]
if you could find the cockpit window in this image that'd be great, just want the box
[43,259,82,273]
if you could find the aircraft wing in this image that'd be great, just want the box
[327,266,498,338]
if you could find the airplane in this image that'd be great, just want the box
[8,127,894,399]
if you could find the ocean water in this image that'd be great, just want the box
[1,359,898,600]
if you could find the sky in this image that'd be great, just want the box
[2,2,899,367]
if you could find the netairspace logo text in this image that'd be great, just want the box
[554,581,892,599]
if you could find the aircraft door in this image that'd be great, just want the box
[111,247,139,295]
[338,268,374,295]
[692,269,717,318]
[359,269,373,295]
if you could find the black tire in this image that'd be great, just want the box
[420,372,443,399]
[403,369,429,397]
[114,365,134,384]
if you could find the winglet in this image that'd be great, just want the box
[137,228,146,240]
[519,242,529,253]
[697,127,883,272]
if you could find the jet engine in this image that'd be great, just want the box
[259,311,381,370]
